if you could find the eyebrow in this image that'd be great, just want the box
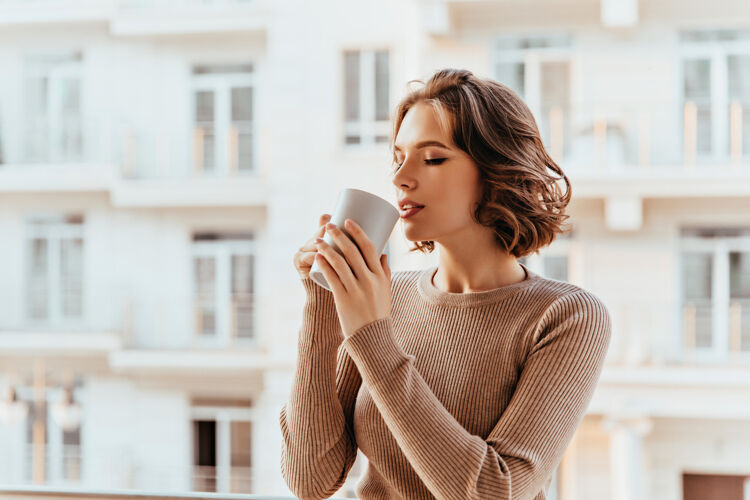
[393,140,451,152]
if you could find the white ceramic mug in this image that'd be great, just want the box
[309,188,400,291]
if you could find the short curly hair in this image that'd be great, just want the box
[390,68,573,258]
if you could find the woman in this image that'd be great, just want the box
[282,68,612,500]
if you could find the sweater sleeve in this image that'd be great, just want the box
[340,290,612,500]
[279,277,363,500]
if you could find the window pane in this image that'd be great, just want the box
[28,238,49,319]
[195,90,215,123]
[375,50,389,121]
[682,252,712,349]
[540,61,571,156]
[695,105,712,154]
[684,59,711,100]
[231,254,253,339]
[683,59,713,156]
[60,237,83,318]
[728,55,750,157]
[683,252,712,300]
[730,251,750,352]
[230,421,252,493]
[25,77,49,162]
[236,130,253,171]
[730,251,750,298]
[344,51,360,122]
[231,87,253,122]
[195,90,215,171]
[495,62,525,97]
[192,420,217,492]
[62,426,81,481]
[231,87,253,171]
[194,257,216,336]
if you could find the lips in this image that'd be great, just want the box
[400,206,424,219]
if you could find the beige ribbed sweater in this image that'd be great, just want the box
[280,263,612,500]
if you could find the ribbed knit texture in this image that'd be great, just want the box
[279,263,612,500]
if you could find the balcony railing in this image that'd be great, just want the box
[0,289,263,351]
[607,298,750,367]
[2,99,748,178]
[537,99,750,170]
[0,116,258,180]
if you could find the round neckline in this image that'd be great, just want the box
[417,262,540,307]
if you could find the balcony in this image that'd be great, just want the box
[0,117,268,207]
[111,0,269,37]
[604,297,750,368]
[0,0,269,37]
[538,99,750,199]
[0,289,288,380]
[0,0,114,26]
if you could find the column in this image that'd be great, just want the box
[601,414,653,500]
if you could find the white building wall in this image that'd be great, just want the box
[0,0,749,498]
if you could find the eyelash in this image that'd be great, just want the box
[393,158,446,169]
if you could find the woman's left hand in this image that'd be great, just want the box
[314,218,392,339]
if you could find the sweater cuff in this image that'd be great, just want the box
[301,276,335,302]
[298,277,342,351]
[341,316,415,387]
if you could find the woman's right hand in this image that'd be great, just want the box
[294,213,332,280]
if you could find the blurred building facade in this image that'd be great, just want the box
[0,0,749,498]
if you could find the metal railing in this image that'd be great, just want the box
[0,290,262,351]
[0,116,257,180]
[606,297,750,367]
[2,99,749,178]
[0,487,325,500]
[536,99,750,170]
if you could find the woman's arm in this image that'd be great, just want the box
[279,278,363,500]
[340,289,612,500]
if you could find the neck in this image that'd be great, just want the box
[433,254,526,293]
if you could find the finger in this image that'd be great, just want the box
[322,224,369,284]
[342,219,380,275]
[318,213,332,227]
[315,237,356,292]
[315,251,343,294]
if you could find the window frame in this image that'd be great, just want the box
[190,65,256,176]
[342,47,392,149]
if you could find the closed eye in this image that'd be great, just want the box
[393,158,446,170]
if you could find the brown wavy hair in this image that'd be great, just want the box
[390,68,572,258]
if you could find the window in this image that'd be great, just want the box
[23,52,83,163]
[680,29,750,163]
[729,250,750,352]
[343,49,390,146]
[191,398,253,493]
[25,215,84,324]
[679,226,750,360]
[192,64,255,175]
[192,232,255,345]
[494,35,572,162]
